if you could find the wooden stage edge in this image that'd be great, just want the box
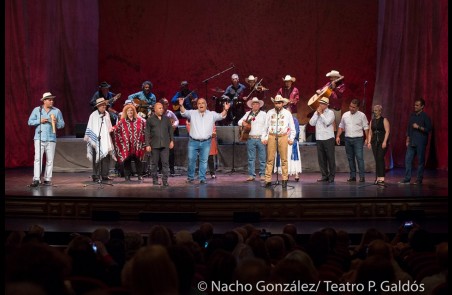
[5,195,447,222]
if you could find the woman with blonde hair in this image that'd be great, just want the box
[367,105,390,185]
[111,104,146,181]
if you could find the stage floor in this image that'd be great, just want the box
[5,167,448,199]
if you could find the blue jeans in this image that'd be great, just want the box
[344,137,365,178]
[404,144,426,181]
[247,138,266,177]
[187,138,212,181]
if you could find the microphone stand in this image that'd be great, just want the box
[30,105,43,188]
[85,114,113,189]
[202,64,235,99]
[363,81,368,112]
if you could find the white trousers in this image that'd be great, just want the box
[33,140,56,182]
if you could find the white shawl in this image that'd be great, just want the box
[84,111,117,162]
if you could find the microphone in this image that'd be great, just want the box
[364,80,368,85]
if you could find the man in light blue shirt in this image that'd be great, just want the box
[126,80,157,117]
[28,92,65,187]
[180,98,230,184]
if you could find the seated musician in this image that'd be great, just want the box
[170,81,198,120]
[89,81,120,126]
[277,75,299,116]
[243,75,268,112]
[222,73,246,126]
[316,70,345,128]
[126,80,157,118]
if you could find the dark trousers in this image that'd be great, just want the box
[371,141,387,177]
[344,136,365,178]
[123,155,143,177]
[404,144,426,181]
[316,138,336,180]
[158,148,175,173]
[208,155,216,175]
[91,147,111,178]
[151,147,169,181]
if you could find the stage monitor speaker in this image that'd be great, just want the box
[75,123,87,138]
[217,126,241,144]
[91,210,120,221]
[395,209,425,221]
[139,211,198,222]
[233,211,261,223]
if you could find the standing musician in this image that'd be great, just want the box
[242,75,268,112]
[262,95,296,189]
[277,75,300,116]
[238,97,267,182]
[110,104,146,182]
[222,73,246,126]
[160,98,179,176]
[89,81,121,126]
[171,81,198,119]
[316,70,345,128]
[126,80,157,119]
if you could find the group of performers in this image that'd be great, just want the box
[28,70,432,188]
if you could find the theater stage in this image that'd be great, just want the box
[5,166,448,223]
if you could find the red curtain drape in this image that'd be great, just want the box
[373,0,448,169]
[5,0,447,170]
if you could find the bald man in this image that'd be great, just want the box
[145,102,174,186]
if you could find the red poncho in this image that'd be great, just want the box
[111,117,146,163]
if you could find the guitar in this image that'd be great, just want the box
[307,75,344,110]
[173,90,196,110]
[106,93,121,114]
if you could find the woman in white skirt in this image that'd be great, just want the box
[274,116,302,181]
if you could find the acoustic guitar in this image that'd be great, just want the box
[173,90,196,110]
[307,75,344,111]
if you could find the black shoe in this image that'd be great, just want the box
[170,173,176,177]
[153,180,160,185]
[347,177,356,182]
[359,177,365,182]
[138,176,143,181]
[317,178,328,182]
[92,175,99,182]
[294,177,299,182]
[43,181,52,186]
[328,178,335,183]
[102,176,113,181]
[125,176,131,181]
[413,179,422,185]
[163,181,169,186]
[186,179,194,184]
[377,180,385,185]
[282,180,288,189]
[211,174,216,179]
[199,180,207,184]
[30,180,40,187]
[398,179,410,184]
[264,182,272,188]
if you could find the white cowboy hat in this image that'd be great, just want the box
[246,97,264,109]
[41,92,56,101]
[245,75,257,84]
[319,97,329,105]
[271,94,289,105]
[282,75,296,82]
[95,97,108,107]
[326,70,341,78]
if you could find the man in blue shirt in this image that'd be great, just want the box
[222,73,246,126]
[28,92,65,187]
[171,81,198,117]
[127,80,157,117]
[399,98,432,185]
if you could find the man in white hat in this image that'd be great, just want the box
[316,70,345,129]
[84,97,117,182]
[309,97,336,183]
[261,95,296,189]
[277,75,300,115]
[242,75,267,111]
[28,92,65,187]
[222,73,246,125]
[238,97,267,181]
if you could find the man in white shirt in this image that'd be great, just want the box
[336,99,369,182]
[238,97,267,182]
[180,98,230,184]
[261,95,296,189]
[309,97,336,183]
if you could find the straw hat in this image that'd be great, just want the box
[326,70,341,78]
[246,97,264,109]
[95,97,108,107]
[245,75,257,84]
[41,92,55,101]
[271,94,289,105]
[282,75,296,82]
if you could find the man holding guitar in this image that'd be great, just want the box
[171,81,198,117]
[89,81,121,126]
[316,70,345,129]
